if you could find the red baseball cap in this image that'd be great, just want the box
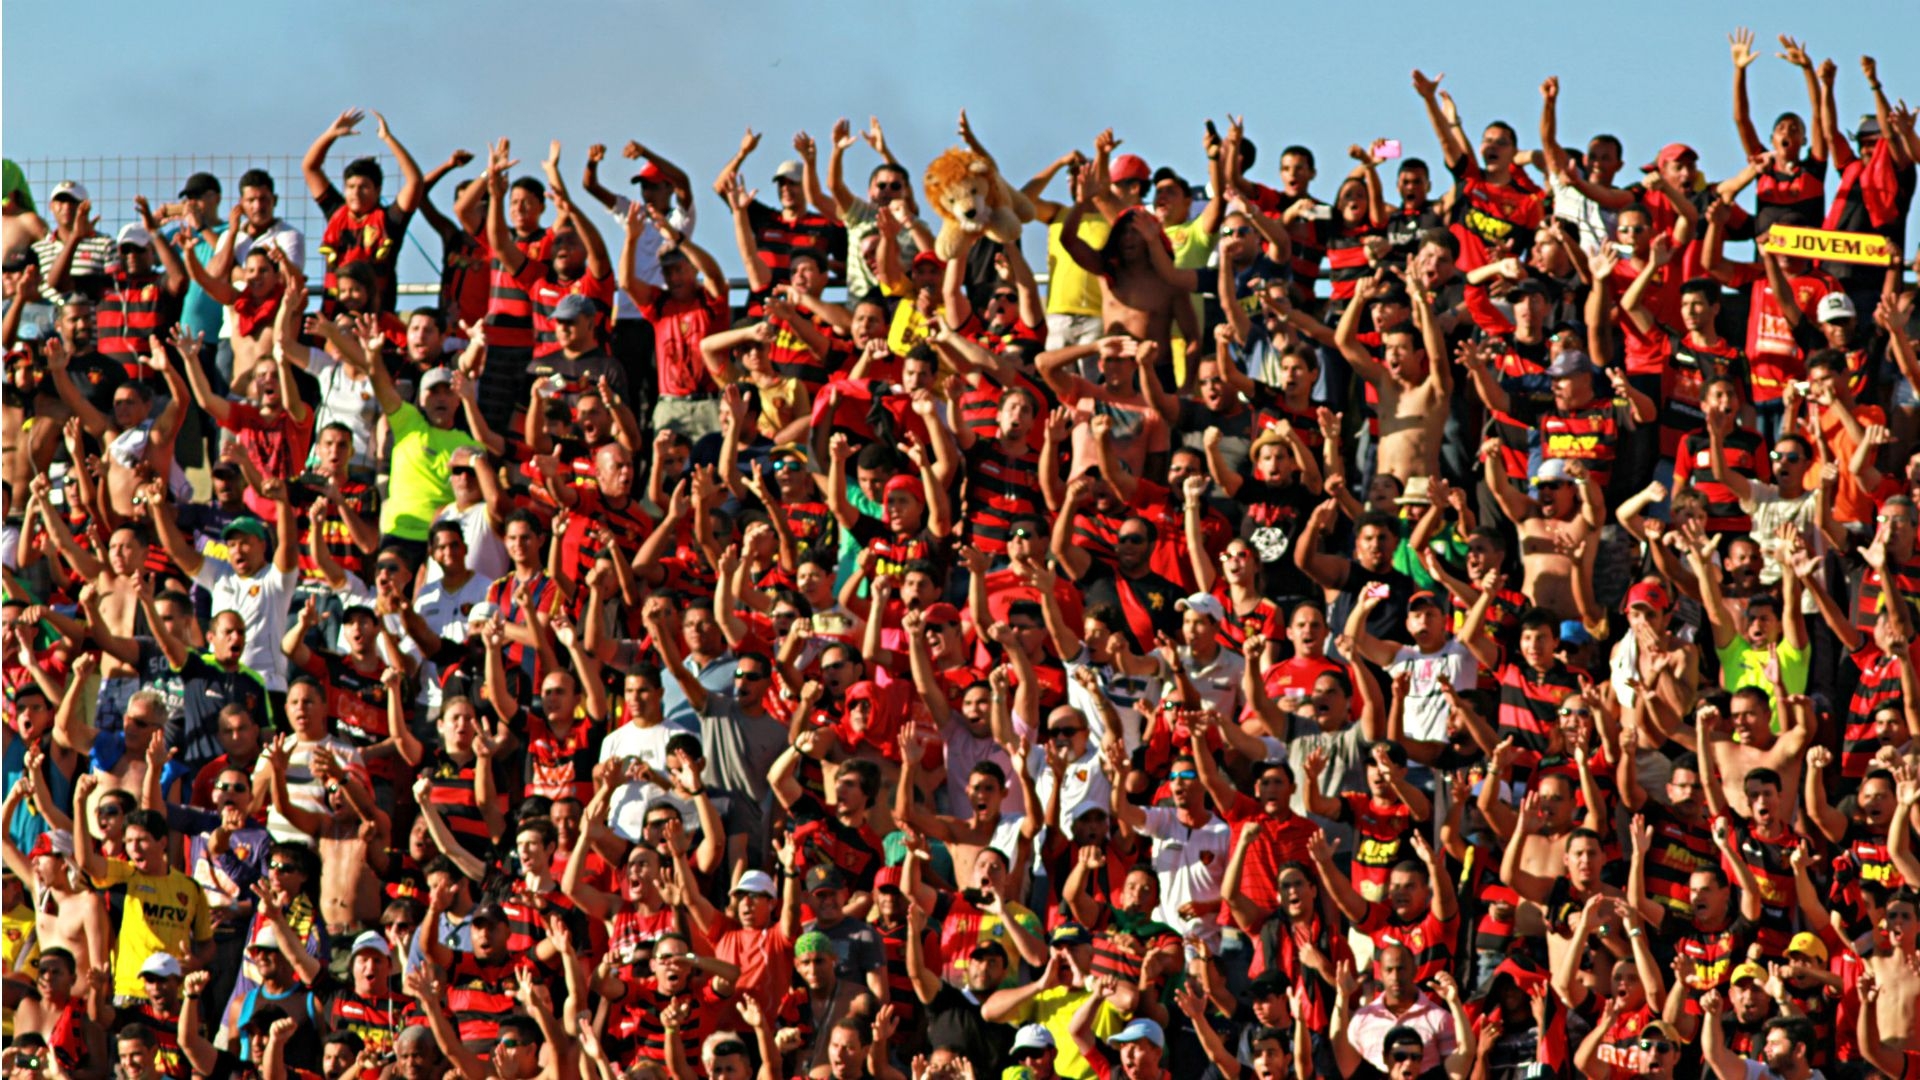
[1639,143,1697,172]
[1624,581,1672,612]
[911,250,945,272]
[873,865,904,892]
[630,161,667,185]
[922,602,962,625]
[1110,154,1150,184]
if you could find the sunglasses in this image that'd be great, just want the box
[1771,451,1804,464]
[770,460,805,473]
[1535,480,1568,491]
[96,807,124,819]
[734,669,769,682]
[213,781,250,793]
[1388,1049,1423,1063]
[823,660,852,671]
[991,292,1017,303]
[1046,726,1086,739]
[449,467,476,479]
[497,1039,535,1050]
[1224,226,1253,238]
[269,861,303,873]
[1116,534,1151,545]
[925,622,957,633]
[1169,770,1199,781]
[1009,527,1037,540]
[1559,707,1592,719]
[1638,1040,1672,1054]
[376,563,406,575]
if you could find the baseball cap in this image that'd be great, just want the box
[1108,1019,1165,1048]
[1532,458,1573,487]
[731,870,778,898]
[1788,931,1830,963]
[1406,590,1444,612]
[419,366,455,393]
[969,940,1009,963]
[921,602,962,626]
[222,517,270,542]
[1149,166,1189,191]
[1176,593,1226,623]
[140,954,184,979]
[872,865,904,892]
[116,223,153,249]
[631,161,667,185]
[351,931,392,957]
[1730,961,1767,986]
[1545,351,1596,380]
[882,474,925,505]
[552,293,599,322]
[1011,1025,1055,1053]
[1639,143,1698,172]
[1110,155,1150,184]
[910,250,945,272]
[49,180,89,204]
[1047,923,1093,948]
[1509,278,1551,299]
[802,865,846,892]
[1817,292,1857,323]
[1559,620,1595,647]
[469,902,509,926]
[179,172,222,199]
[772,160,805,185]
[1625,581,1672,612]
[249,927,280,952]
[1641,1020,1682,1043]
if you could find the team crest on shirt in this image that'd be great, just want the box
[176,890,189,904]
[1149,594,1164,609]
[1075,769,1088,782]
[1199,850,1216,866]
[248,585,261,598]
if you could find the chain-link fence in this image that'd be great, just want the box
[12,152,449,295]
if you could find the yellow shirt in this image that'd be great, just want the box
[1046,217,1111,317]
[1009,987,1127,1080]
[96,860,212,998]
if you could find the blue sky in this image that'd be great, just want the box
[7,0,1917,289]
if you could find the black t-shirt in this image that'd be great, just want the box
[1328,563,1418,661]
[174,652,272,764]
[924,983,1012,1080]
[1079,561,1185,650]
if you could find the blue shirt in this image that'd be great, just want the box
[166,222,228,338]
[660,653,737,732]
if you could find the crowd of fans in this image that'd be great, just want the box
[6,29,1920,1080]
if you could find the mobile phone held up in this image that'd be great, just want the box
[1373,139,1403,160]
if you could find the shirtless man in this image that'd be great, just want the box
[0,789,107,978]
[30,486,153,719]
[1480,446,1601,620]
[1697,691,1811,829]
[1057,135,1199,359]
[1334,274,1452,482]
[44,332,189,517]
[266,671,402,936]
[7,946,109,1080]
[179,235,286,393]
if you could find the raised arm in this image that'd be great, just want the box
[302,109,362,203]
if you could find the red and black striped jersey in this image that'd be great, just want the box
[444,951,533,1043]
[1493,661,1583,768]
[1842,643,1913,782]
[1853,559,1920,636]
[484,230,556,351]
[1639,801,1715,919]
[1659,334,1750,457]
[1722,815,1799,958]
[961,439,1045,556]
[1337,793,1415,901]
[1356,903,1458,982]
[1674,426,1769,533]
[1539,399,1630,489]
[422,749,508,861]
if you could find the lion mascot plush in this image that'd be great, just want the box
[923,111,1036,261]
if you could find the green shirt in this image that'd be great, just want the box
[379,403,481,541]
[1716,637,1810,731]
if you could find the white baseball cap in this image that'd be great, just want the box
[1175,593,1226,623]
[1817,292,1857,324]
[50,180,90,204]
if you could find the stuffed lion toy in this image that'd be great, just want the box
[923,146,1035,261]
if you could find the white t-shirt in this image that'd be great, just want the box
[423,501,509,587]
[411,571,494,707]
[1387,639,1479,743]
[305,353,381,468]
[1138,806,1232,946]
[263,734,364,842]
[601,718,679,841]
[1028,743,1109,849]
[1063,647,1159,752]
[606,197,696,319]
[194,559,301,691]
